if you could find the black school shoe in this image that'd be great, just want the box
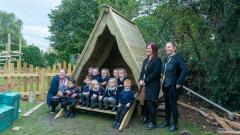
[145,122,157,130]
[168,125,178,132]
[69,112,75,118]
[114,122,121,129]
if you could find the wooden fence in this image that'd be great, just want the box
[0,61,76,100]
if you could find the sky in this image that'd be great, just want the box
[0,0,61,51]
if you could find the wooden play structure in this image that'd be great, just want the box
[55,5,146,130]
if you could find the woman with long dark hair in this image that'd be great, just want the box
[139,42,162,129]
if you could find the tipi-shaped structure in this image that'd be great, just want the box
[72,5,146,91]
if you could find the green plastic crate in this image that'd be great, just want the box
[0,104,14,131]
[0,92,21,120]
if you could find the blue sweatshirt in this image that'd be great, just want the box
[119,89,134,106]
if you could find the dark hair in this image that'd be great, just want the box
[146,42,158,57]
[68,77,76,84]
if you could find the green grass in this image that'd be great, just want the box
[2,102,218,135]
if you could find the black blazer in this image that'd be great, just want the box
[139,56,162,101]
[163,53,188,94]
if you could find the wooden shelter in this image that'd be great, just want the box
[72,5,146,91]
[55,5,147,130]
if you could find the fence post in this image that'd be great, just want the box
[63,61,67,70]
[36,66,39,93]
[24,63,27,92]
[68,63,72,76]
[4,64,8,91]
[58,63,62,71]
[47,66,51,88]
[29,64,34,91]
[41,68,45,100]
[53,64,56,74]
[17,61,21,92]
[10,63,15,90]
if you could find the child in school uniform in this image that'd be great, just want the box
[113,79,134,128]
[79,76,91,107]
[89,79,105,109]
[112,69,119,80]
[103,78,119,112]
[61,78,81,118]
[117,68,128,92]
[99,68,110,89]
[92,68,100,81]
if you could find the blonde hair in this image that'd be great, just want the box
[124,79,132,86]
[89,79,99,90]
[118,68,127,77]
[101,68,110,77]
[107,78,118,89]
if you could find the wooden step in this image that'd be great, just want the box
[75,105,117,115]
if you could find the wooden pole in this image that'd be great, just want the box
[41,68,45,100]
[23,63,27,92]
[4,64,8,91]
[19,38,22,61]
[68,63,71,76]
[17,61,21,92]
[29,65,33,91]
[10,63,15,89]
[47,66,51,88]
[36,67,39,92]
[63,61,67,70]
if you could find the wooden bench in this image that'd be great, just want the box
[54,100,136,130]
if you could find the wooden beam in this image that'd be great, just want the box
[210,111,233,131]
[119,100,136,131]
[22,102,45,117]
[218,131,240,135]
[75,105,117,115]
[54,108,64,119]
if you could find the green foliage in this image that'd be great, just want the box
[0,10,27,50]
[135,0,240,111]
[22,45,44,66]
[97,0,140,19]
[44,52,59,66]
[48,0,99,62]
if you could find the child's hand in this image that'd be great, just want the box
[102,82,106,85]
[98,96,103,100]
[93,94,97,98]
[118,104,121,108]
[71,94,77,98]
[126,103,130,108]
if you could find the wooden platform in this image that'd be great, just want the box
[54,100,137,131]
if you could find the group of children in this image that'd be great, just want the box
[59,67,135,129]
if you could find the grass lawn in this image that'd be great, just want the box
[2,101,219,135]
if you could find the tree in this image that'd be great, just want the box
[48,0,99,62]
[22,45,44,66]
[0,10,26,51]
[44,52,59,66]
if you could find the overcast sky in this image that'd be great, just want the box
[0,0,61,51]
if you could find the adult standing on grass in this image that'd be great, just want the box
[47,69,69,113]
[139,42,162,129]
[158,42,188,132]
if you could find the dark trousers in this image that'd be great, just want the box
[50,97,60,111]
[163,86,179,125]
[115,105,129,123]
[62,98,78,113]
[143,100,157,124]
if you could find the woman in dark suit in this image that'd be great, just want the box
[139,42,162,129]
[159,42,188,132]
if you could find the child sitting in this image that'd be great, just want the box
[103,78,119,112]
[113,79,134,129]
[87,67,93,80]
[79,76,91,107]
[89,79,105,109]
[61,78,81,118]
[117,68,128,92]
[92,68,100,81]
[99,68,110,89]
[112,69,119,79]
